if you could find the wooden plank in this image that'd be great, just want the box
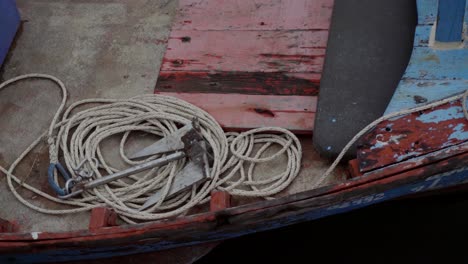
[155,92,316,132]
[156,71,320,95]
[162,30,327,73]
[173,0,334,30]
[403,47,468,80]
[435,0,466,42]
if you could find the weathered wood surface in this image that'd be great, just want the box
[358,101,468,172]
[161,30,327,73]
[155,0,334,132]
[156,92,316,131]
[173,0,334,31]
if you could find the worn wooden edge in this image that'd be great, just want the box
[1,144,467,250]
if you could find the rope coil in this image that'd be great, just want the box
[0,74,302,223]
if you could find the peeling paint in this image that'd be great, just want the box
[396,151,422,162]
[449,123,468,140]
[370,134,406,150]
[416,107,463,123]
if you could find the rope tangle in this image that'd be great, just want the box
[0,74,302,223]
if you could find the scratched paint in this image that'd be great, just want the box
[415,106,464,123]
[370,134,405,150]
[395,151,423,162]
[359,101,468,172]
[448,123,468,140]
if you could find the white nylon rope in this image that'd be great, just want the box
[0,74,466,223]
[0,74,302,223]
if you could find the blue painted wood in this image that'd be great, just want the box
[386,79,468,113]
[0,0,20,66]
[385,0,468,115]
[403,48,468,80]
[436,0,466,42]
[417,0,438,24]
[3,166,468,263]
[413,25,432,47]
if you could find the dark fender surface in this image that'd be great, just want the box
[313,0,416,159]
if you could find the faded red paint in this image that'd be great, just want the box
[210,191,231,212]
[173,0,334,31]
[89,208,118,231]
[154,0,333,132]
[348,159,362,178]
[0,219,17,233]
[154,92,316,132]
[358,102,468,172]
[162,30,327,73]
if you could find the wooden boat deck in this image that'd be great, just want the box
[1,0,467,262]
[0,0,343,234]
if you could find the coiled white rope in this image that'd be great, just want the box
[0,74,302,223]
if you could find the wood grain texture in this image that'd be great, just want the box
[155,92,316,132]
[173,0,334,30]
[162,30,327,73]
[155,0,334,131]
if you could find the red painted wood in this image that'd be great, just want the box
[162,30,327,73]
[210,191,231,212]
[156,72,321,96]
[358,101,468,172]
[89,208,118,231]
[174,0,334,30]
[0,219,17,233]
[155,92,316,132]
[348,159,362,178]
[155,0,334,131]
